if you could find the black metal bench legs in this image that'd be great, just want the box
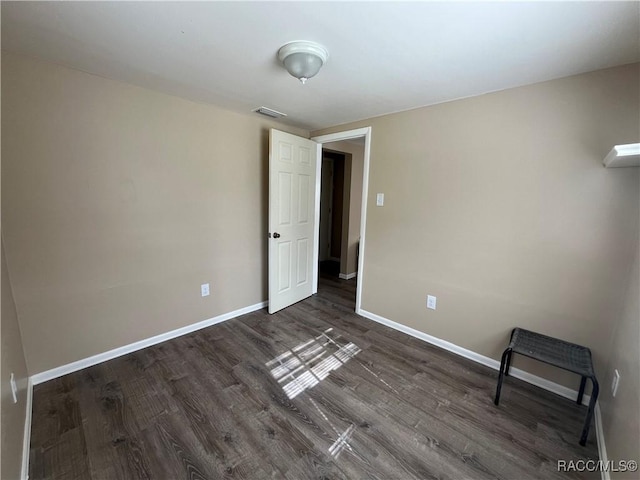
[494,346,512,405]
[577,376,587,405]
[579,377,599,446]
[494,345,599,446]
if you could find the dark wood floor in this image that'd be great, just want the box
[30,274,598,479]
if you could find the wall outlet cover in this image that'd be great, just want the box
[201,283,210,297]
[611,369,620,397]
[427,295,437,310]
[10,373,18,404]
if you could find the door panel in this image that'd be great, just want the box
[297,238,309,285]
[298,175,310,224]
[277,241,291,292]
[269,129,317,314]
[278,172,292,225]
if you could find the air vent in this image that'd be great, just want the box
[253,106,287,119]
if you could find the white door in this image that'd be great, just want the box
[269,129,318,314]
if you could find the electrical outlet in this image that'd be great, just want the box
[201,283,210,297]
[10,373,18,404]
[427,295,437,310]
[611,369,620,397]
[376,193,384,206]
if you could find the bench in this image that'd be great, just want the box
[494,327,599,446]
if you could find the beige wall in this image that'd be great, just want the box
[2,49,638,418]
[1,52,308,374]
[313,63,640,390]
[324,141,364,276]
[600,229,639,477]
[1,240,30,480]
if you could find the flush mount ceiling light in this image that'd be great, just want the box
[277,41,328,84]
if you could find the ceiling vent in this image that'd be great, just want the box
[253,106,287,119]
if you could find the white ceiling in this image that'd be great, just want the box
[2,2,639,131]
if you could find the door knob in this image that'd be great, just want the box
[273,232,281,238]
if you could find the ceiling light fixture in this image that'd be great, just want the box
[277,41,328,84]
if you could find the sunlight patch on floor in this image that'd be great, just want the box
[266,328,361,399]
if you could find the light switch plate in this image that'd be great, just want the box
[427,295,437,310]
[201,283,210,297]
[376,193,384,206]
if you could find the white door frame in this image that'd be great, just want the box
[321,156,336,262]
[311,127,371,314]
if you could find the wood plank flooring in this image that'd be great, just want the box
[30,274,599,479]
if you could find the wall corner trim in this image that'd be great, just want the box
[30,301,268,386]
[338,272,357,280]
[21,377,34,480]
[358,309,592,406]
[594,403,609,480]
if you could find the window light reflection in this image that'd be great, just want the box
[266,328,361,399]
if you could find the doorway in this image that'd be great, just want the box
[319,150,346,277]
[312,127,371,314]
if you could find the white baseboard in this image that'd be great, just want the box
[339,272,357,280]
[594,403,609,480]
[21,377,33,480]
[358,309,591,406]
[30,301,268,385]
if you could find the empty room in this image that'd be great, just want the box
[1,2,639,479]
